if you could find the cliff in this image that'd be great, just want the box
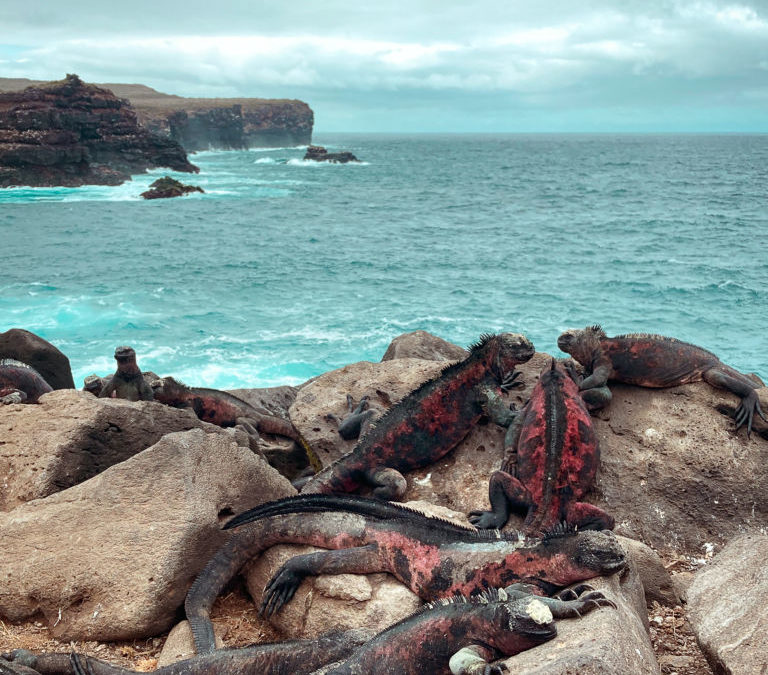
[0,78,314,152]
[0,75,198,188]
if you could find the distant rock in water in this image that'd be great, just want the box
[0,74,198,188]
[140,176,204,200]
[303,145,360,163]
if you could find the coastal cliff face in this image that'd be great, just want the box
[0,78,314,154]
[0,75,197,188]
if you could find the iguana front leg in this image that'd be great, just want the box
[448,644,507,675]
[503,583,616,617]
[260,544,382,617]
[702,367,766,437]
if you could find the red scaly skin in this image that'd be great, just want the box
[470,361,613,534]
[557,325,766,436]
[326,591,557,675]
[302,333,535,499]
[0,359,53,403]
[185,495,626,654]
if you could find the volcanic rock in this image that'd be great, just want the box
[0,328,74,389]
[0,428,295,641]
[686,534,768,675]
[0,389,221,511]
[380,330,468,362]
[303,145,359,163]
[0,74,197,188]
[140,175,204,199]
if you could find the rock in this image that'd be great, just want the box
[0,74,197,188]
[686,534,768,675]
[502,548,658,674]
[380,330,467,362]
[621,538,680,607]
[0,389,221,511]
[303,145,359,163]
[592,381,768,553]
[0,428,295,641]
[156,621,223,667]
[288,358,446,466]
[227,385,299,419]
[0,328,74,389]
[140,176,204,200]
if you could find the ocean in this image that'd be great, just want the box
[1,133,766,389]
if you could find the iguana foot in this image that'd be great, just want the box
[500,370,524,391]
[468,509,507,530]
[733,390,766,437]
[260,564,306,617]
[578,385,612,412]
[545,586,616,618]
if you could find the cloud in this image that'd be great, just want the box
[1,1,767,130]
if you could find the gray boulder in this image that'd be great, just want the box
[0,389,217,511]
[380,330,467,362]
[0,428,295,641]
[0,328,74,389]
[686,534,768,675]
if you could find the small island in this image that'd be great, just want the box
[303,145,360,163]
[140,176,204,200]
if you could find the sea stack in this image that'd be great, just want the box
[0,74,198,188]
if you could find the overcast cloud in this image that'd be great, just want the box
[2,1,767,131]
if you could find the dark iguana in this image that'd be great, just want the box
[557,325,766,436]
[302,333,535,499]
[326,584,614,675]
[185,493,626,654]
[0,629,371,675]
[469,360,614,534]
[326,394,379,440]
[0,359,53,404]
[151,375,319,471]
[98,347,154,402]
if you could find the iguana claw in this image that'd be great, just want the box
[500,370,524,391]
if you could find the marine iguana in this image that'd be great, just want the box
[469,360,614,534]
[326,584,615,674]
[0,359,53,404]
[302,333,536,499]
[98,347,154,402]
[557,325,766,436]
[185,493,626,653]
[325,394,380,440]
[1,629,371,675]
[151,375,319,471]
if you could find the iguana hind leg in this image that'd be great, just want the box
[702,367,766,437]
[261,544,382,617]
[468,470,531,530]
[564,502,615,531]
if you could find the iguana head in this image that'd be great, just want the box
[535,527,626,587]
[557,325,606,366]
[82,374,103,395]
[470,333,535,380]
[113,346,137,363]
[150,376,188,402]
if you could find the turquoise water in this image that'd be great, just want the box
[1,134,766,388]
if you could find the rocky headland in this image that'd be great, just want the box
[0,75,198,188]
[1,329,767,674]
[0,77,314,153]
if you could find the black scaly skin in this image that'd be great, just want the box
[98,347,153,402]
[325,584,614,675]
[185,493,626,654]
[0,358,53,403]
[0,630,370,675]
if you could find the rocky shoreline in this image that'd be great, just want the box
[1,329,766,673]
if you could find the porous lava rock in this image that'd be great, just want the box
[0,74,197,187]
[140,175,204,199]
[686,534,768,675]
[380,329,468,362]
[0,328,74,389]
[0,428,295,641]
[303,145,359,163]
[0,389,220,511]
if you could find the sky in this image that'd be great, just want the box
[2,1,768,132]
